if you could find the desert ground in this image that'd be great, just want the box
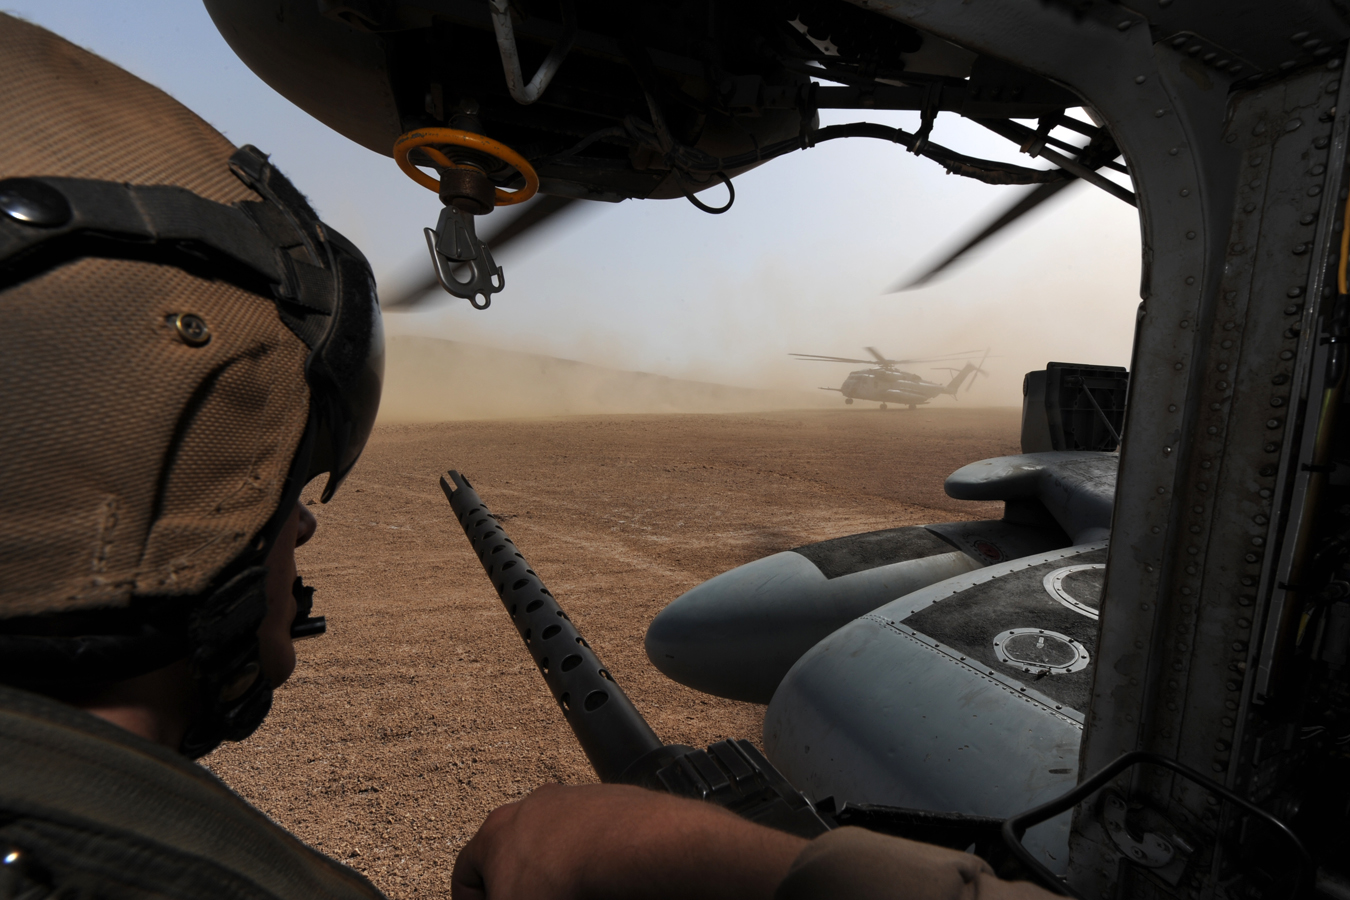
[206,405,1021,898]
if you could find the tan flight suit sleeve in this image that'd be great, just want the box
[774,827,1060,900]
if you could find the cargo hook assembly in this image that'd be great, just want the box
[393,127,540,308]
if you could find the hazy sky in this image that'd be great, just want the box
[6,2,1144,405]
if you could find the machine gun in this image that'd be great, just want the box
[440,470,831,838]
[441,470,1105,888]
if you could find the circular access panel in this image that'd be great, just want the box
[1043,564,1105,620]
[993,628,1090,675]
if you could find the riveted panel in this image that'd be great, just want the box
[855,3,1350,896]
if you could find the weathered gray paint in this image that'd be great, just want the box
[945,452,1118,544]
[647,449,1113,704]
[764,544,1107,874]
[646,547,980,703]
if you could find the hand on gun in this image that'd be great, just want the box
[450,782,806,900]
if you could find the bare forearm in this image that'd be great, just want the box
[451,783,806,900]
[574,795,805,899]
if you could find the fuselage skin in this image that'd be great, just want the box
[840,369,943,407]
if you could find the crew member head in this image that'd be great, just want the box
[0,15,384,757]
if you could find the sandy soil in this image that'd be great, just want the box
[205,406,1021,898]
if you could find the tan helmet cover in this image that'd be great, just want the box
[0,15,313,618]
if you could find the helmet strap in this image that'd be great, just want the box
[178,565,273,759]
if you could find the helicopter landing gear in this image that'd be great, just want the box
[879,403,888,410]
[844,398,853,405]
[393,123,538,308]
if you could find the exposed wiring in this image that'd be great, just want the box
[1003,750,1314,900]
[799,123,1070,185]
[537,27,1134,213]
[540,118,1073,191]
[676,171,735,214]
[560,20,1101,213]
[972,117,1135,206]
[547,125,628,163]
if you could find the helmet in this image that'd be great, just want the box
[0,15,384,756]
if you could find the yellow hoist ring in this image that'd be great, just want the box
[393,128,539,206]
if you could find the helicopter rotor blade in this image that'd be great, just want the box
[791,349,988,367]
[789,353,879,365]
[887,179,1079,293]
[879,348,987,366]
[382,194,580,310]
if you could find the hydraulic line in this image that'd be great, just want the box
[543,120,1073,188]
[971,117,1136,206]
[489,0,576,105]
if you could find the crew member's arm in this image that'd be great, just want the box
[451,782,804,900]
[776,825,1061,900]
[451,783,1061,900]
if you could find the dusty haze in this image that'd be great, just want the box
[379,336,843,421]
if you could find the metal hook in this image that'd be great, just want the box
[423,205,504,309]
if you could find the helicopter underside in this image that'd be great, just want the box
[842,380,934,406]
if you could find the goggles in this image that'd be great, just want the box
[0,145,383,502]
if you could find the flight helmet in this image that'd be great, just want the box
[0,15,384,757]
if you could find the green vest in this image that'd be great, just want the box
[0,684,386,900]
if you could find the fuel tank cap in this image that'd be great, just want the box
[1043,563,1105,620]
[993,628,1089,675]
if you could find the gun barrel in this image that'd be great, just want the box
[440,470,670,783]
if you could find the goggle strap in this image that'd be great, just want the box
[228,145,326,272]
[0,172,336,317]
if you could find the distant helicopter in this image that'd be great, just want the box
[791,348,989,409]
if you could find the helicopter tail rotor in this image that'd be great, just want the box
[967,349,991,393]
[936,350,991,396]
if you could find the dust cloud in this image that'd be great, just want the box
[377,335,837,422]
[384,175,1143,411]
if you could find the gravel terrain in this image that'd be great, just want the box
[205,406,1021,898]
